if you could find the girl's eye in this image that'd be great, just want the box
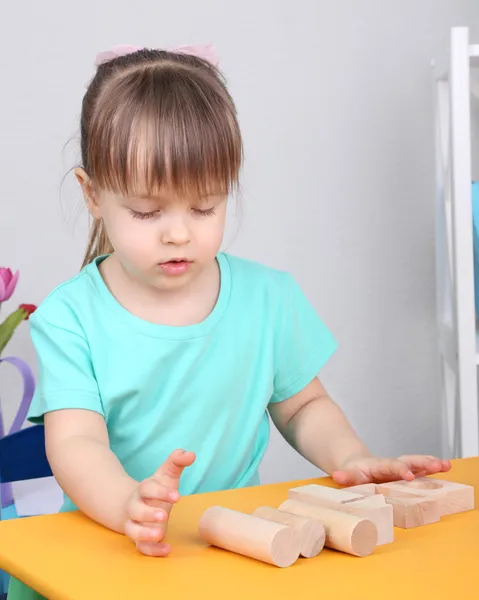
[129,209,160,220]
[193,207,216,217]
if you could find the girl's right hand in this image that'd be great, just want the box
[124,449,196,557]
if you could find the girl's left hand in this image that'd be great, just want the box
[331,454,452,486]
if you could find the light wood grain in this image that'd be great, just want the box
[289,485,393,545]
[198,506,301,568]
[383,497,441,528]
[279,499,378,557]
[376,478,474,517]
[252,506,326,558]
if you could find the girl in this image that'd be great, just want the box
[9,43,449,599]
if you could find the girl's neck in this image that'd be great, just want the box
[98,255,221,327]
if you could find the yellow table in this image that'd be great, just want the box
[0,458,478,600]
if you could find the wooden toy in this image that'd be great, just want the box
[288,484,364,507]
[252,506,326,558]
[343,482,435,528]
[383,496,441,528]
[339,496,393,545]
[375,478,474,517]
[345,477,474,527]
[197,477,474,566]
[279,499,378,557]
[343,483,377,495]
[198,506,301,567]
[288,484,393,545]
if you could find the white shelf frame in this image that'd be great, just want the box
[433,27,479,458]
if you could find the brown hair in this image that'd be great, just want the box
[78,48,243,268]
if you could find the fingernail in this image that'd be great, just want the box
[169,491,179,501]
[155,512,167,521]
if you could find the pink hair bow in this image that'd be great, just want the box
[95,43,219,67]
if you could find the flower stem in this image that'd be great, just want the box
[0,308,29,354]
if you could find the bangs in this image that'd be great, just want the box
[87,64,242,199]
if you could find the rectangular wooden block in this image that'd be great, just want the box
[384,497,441,528]
[288,485,366,508]
[343,483,378,496]
[351,494,385,508]
[376,478,474,517]
[346,490,439,529]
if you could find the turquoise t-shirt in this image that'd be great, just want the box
[27,252,337,510]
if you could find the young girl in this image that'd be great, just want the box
[9,42,450,599]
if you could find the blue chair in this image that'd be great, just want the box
[0,425,53,599]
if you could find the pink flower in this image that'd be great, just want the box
[0,268,19,302]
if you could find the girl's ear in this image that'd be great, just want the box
[74,168,101,219]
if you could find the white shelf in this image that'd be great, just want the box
[441,321,479,366]
[434,28,479,458]
[470,45,479,67]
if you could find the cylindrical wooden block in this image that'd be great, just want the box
[279,499,377,557]
[198,506,301,567]
[252,506,326,558]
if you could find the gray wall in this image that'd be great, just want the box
[1,1,478,485]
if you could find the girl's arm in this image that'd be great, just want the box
[268,379,373,475]
[44,409,137,532]
[268,378,450,484]
[44,409,195,558]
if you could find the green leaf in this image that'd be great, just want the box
[0,308,28,354]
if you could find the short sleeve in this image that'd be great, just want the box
[27,312,104,424]
[270,273,338,403]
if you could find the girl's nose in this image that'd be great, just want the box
[160,215,191,246]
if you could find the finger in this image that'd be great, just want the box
[128,500,169,524]
[368,459,413,483]
[138,480,182,504]
[398,455,450,477]
[398,455,440,472]
[136,540,171,557]
[153,449,196,489]
[440,459,452,472]
[332,467,368,486]
[125,520,166,544]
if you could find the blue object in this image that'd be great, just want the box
[0,425,52,597]
[0,426,52,485]
[472,182,479,319]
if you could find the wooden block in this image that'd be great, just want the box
[352,494,386,507]
[198,506,301,567]
[279,499,378,557]
[288,484,366,508]
[343,483,378,496]
[288,484,393,545]
[384,496,441,528]
[252,506,326,558]
[376,478,474,517]
[342,496,394,545]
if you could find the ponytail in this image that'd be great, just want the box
[81,219,113,269]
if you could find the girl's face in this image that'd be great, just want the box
[77,169,227,292]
